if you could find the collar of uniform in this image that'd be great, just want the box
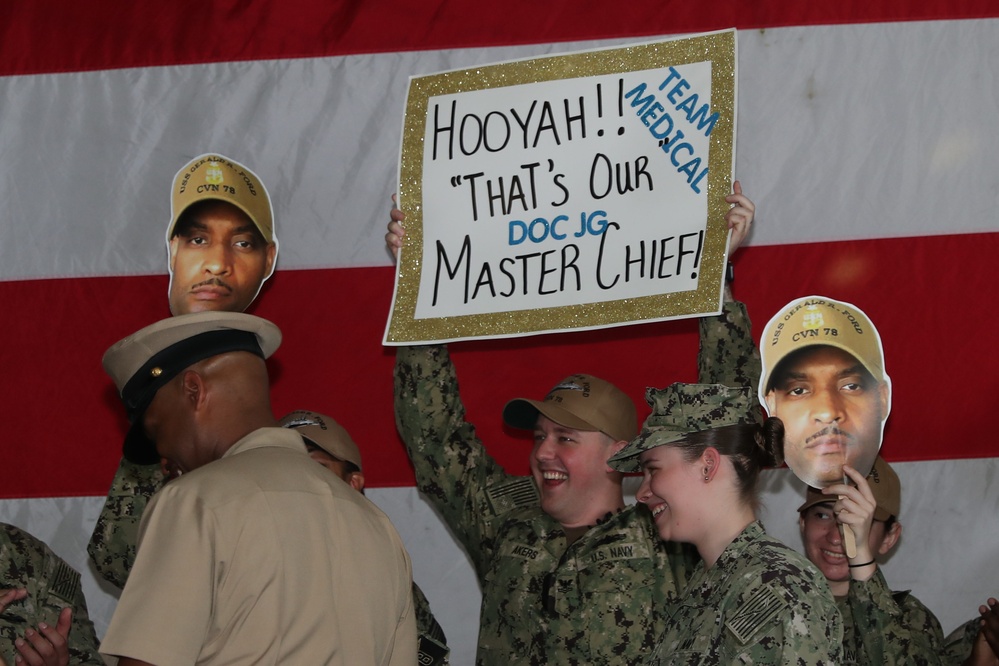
[595,508,625,525]
[679,520,767,599]
[711,520,766,571]
[560,508,627,545]
[220,427,308,460]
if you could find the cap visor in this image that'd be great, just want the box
[502,398,601,434]
[608,427,690,473]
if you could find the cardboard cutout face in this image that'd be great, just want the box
[165,153,278,315]
[759,296,891,488]
[167,201,276,315]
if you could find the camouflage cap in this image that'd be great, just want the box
[797,455,901,521]
[280,410,363,470]
[502,374,637,443]
[167,152,277,246]
[608,383,763,473]
[759,296,889,402]
[103,311,281,465]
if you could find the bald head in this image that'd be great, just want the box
[144,351,277,473]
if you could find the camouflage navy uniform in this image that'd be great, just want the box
[648,521,843,665]
[394,302,758,666]
[413,584,450,664]
[941,617,982,666]
[88,457,162,589]
[836,568,944,665]
[88,459,450,663]
[1,523,104,665]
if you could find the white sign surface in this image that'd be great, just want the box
[386,30,737,344]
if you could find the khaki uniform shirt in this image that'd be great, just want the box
[89,452,447,662]
[100,428,416,666]
[393,302,758,665]
[837,569,944,665]
[1,524,104,665]
[649,521,843,665]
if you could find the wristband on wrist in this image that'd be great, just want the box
[848,559,876,568]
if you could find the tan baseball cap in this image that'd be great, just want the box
[797,455,901,521]
[103,311,282,465]
[279,410,363,470]
[167,153,276,245]
[609,383,763,473]
[502,374,637,444]
[759,295,889,403]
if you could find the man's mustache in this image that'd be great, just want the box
[805,425,854,445]
[190,277,233,292]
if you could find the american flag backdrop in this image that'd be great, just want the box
[1,3,997,662]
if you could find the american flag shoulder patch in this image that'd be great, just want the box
[48,558,81,606]
[725,584,787,644]
[486,476,539,515]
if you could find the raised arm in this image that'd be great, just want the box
[389,197,538,576]
[697,182,760,388]
[394,343,537,577]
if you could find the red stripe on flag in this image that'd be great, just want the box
[2,1,998,76]
[1,230,995,500]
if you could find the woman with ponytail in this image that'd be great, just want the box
[609,383,843,665]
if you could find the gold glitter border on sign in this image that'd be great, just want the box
[386,29,736,345]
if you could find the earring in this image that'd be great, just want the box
[703,467,710,482]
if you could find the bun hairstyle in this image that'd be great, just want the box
[669,417,785,508]
[757,417,785,469]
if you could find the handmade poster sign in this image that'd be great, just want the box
[384,29,737,344]
[758,295,892,489]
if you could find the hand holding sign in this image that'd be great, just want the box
[387,195,405,261]
[724,180,754,255]
[823,465,879,569]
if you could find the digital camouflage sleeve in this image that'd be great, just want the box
[87,457,164,589]
[1,524,105,665]
[394,342,527,578]
[941,617,982,666]
[838,569,944,666]
[699,300,760,388]
[413,583,450,665]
